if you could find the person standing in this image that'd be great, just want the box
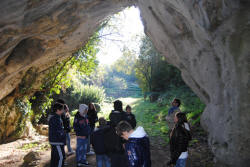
[91,117,111,167]
[73,104,91,166]
[48,103,66,167]
[165,99,181,130]
[63,104,75,155]
[116,121,151,167]
[103,100,127,167]
[125,105,137,129]
[87,103,98,155]
[167,112,192,167]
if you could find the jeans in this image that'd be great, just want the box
[66,133,73,152]
[175,158,187,167]
[87,126,95,152]
[76,138,88,163]
[96,154,111,167]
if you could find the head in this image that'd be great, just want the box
[88,103,96,110]
[98,117,107,127]
[116,121,133,140]
[79,104,88,116]
[56,99,67,112]
[172,98,181,107]
[126,105,132,113]
[114,100,123,112]
[174,112,188,125]
[53,103,64,115]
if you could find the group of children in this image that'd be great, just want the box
[48,98,192,167]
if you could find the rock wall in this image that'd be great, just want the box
[0,0,249,166]
[138,0,250,166]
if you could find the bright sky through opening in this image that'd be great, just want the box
[97,7,144,65]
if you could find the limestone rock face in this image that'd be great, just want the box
[0,0,249,166]
[138,0,250,166]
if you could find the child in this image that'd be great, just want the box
[73,104,91,166]
[48,103,66,167]
[116,121,151,167]
[125,105,137,129]
[91,117,111,167]
[167,112,192,167]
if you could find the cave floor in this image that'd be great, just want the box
[0,126,214,167]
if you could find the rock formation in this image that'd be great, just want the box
[138,0,250,166]
[0,0,249,166]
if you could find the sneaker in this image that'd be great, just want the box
[86,151,95,155]
[64,161,68,166]
[67,151,75,156]
[77,161,90,166]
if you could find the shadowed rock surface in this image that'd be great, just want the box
[0,0,249,166]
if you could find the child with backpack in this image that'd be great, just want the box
[73,104,91,166]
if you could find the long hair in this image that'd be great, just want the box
[88,103,96,111]
[175,112,187,126]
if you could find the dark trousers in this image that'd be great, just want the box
[50,145,65,167]
[110,153,127,167]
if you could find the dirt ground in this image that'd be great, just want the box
[0,125,216,167]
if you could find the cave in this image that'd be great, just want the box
[0,0,249,166]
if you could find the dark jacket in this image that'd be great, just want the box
[126,112,137,129]
[73,112,91,137]
[169,124,192,164]
[91,126,110,154]
[61,113,71,133]
[125,127,151,167]
[48,113,66,145]
[109,110,127,128]
[87,109,98,128]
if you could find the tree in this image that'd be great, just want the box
[135,36,185,93]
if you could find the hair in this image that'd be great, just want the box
[114,100,123,112]
[116,121,132,137]
[88,103,96,111]
[175,112,187,125]
[53,103,64,113]
[174,98,181,107]
[99,117,107,127]
[56,99,67,110]
[126,105,131,111]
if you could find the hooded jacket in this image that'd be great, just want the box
[73,112,91,137]
[125,127,151,167]
[48,113,66,145]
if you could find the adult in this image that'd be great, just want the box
[103,100,127,167]
[87,103,98,155]
[167,112,192,167]
[166,99,181,130]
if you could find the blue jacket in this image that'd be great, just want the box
[125,127,151,167]
[48,113,66,145]
[73,112,91,137]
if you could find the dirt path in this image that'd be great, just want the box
[0,126,215,167]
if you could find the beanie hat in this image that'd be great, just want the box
[79,104,88,115]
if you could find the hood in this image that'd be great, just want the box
[79,104,88,116]
[129,126,147,138]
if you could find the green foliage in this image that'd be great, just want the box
[29,32,100,123]
[135,36,185,93]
